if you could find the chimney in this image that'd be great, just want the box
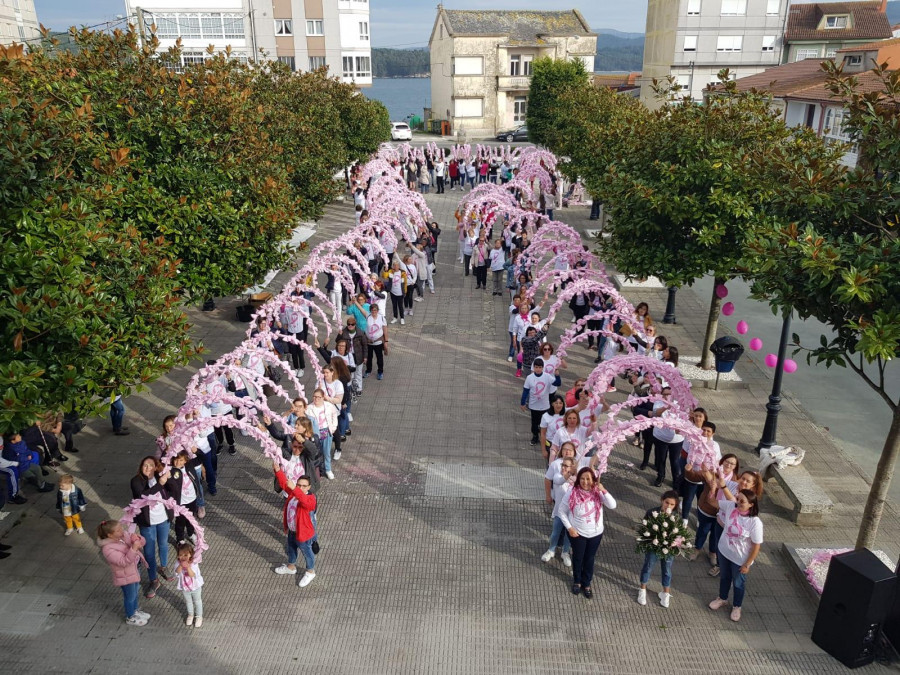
[881,0,888,13]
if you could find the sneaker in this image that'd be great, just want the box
[530,438,539,446]
[540,549,555,563]
[390,318,398,324]
[407,310,413,316]
[377,373,383,380]
[682,518,689,528]
[274,564,297,575]
[730,607,742,622]
[414,297,423,303]
[326,471,335,480]
[515,369,522,378]
[186,614,194,626]
[561,552,572,568]
[145,579,160,599]
[507,356,513,362]
[708,597,727,611]
[686,549,700,562]
[297,369,305,377]
[194,617,203,628]
[114,429,131,436]
[76,527,84,534]
[708,565,720,577]
[607,385,617,393]
[658,591,670,608]
[430,289,435,294]
[198,506,206,519]
[400,318,405,325]
[125,615,148,626]
[228,445,236,455]
[334,451,342,461]
[158,566,175,582]
[65,528,74,536]
[298,571,316,587]
[11,495,27,504]
[135,610,150,620]
[637,589,647,606]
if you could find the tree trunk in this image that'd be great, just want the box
[699,277,724,369]
[855,406,900,550]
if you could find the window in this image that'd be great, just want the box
[795,48,820,61]
[823,107,853,144]
[716,36,742,52]
[179,15,200,39]
[683,35,697,51]
[825,15,848,29]
[355,56,371,78]
[509,55,520,76]
[825,48,837,58]
[306,20,324,36]
[181,50,205,67]
[278,56,296,71]
[454,98,483,118]
[359,21,369,41]
[154,15,179,39]
[514,96,527,122]
[580,55,594,73]
[720,0,746,16]
[762,35,775,52]
[522,54,534,76]
[687,0,701,15]
[766,0,780,15]
[342,56,353,78]
[675,74,691,90]
[223,15,244,40]
[844,54,862,66]
[275,19,293,36]
[309,56,326,70]
[453,56,483,75]
[153,12,245,40]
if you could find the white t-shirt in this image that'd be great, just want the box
[388,270,404,296]
[322,379,344,403]
[406,264,418,284]
[523,372,556,411]
[551,477,574,519]
[540,412,565,439]
[146,477,168,525]
[507,305,520,333]
[542,354,561,377]
[651,401,684,443]
[716,500,764,566]
[366,314,386,345]
[489,248,505,271]
[179,470,197,505]
[559,489,617,538]
[513,313,531,340]
[577,407,593,431]
[552,426,588,455]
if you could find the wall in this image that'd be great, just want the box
[641,0,680,108]
[429,15,454,127]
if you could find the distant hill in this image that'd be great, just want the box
[888,0,900,23]
[593,30,645,73]
[372,47,430,78]
[594,28,645,40]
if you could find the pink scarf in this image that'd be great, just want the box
[568,485,604,524]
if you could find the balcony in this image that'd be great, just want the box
[497,75,531,91]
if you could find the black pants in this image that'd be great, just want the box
[463,254,471,276]
[529,407,549,442]
[436,176,445,193]
[655,439,684,485]
[288,328,306,370]
[61,420,77,453]
[175,500,198,542]
[572,305,589,333]
[404,285,415,309]
[366,344,384,375]
[390,293,404,319]
[590,201,601,220]
[586,318,602,348]
[641,428,655,467]
[571,533,603,587]
[450,175,458,189]
[474,264,488,288]
[214,415,235,448]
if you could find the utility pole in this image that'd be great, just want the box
[135,6,148,46]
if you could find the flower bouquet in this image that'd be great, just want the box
[635,510,693,559]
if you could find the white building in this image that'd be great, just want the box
[428,5,596,139]
[1,0,40,46]
[125,0,371,86]
[641,0,789,108]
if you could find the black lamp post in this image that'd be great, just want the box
[756,308,793,453]
[662,286,677,324]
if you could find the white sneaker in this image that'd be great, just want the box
[298,571,316,588]
[637,589,647,606]
[414,297,423,303]
[507,356,513,362]
[76,527,84,534]
[65,528,74,536]
[326,471,335,480]
[194,617,203,628]
[334,451,342,460]
[682,518,688,528]
[430,289,435,294]
[297,369,305,377]
[607,385,617,393]
[390,318,398,324]
[274,564,297,575]
[186,614,194,626]
[134,610,151,620]
[407,311,413,316]
[348,413,353,422]
[541,549,555,563]
[561,552,572,568]
[125,615,148,626]
[400,318,405,325]
[659,591,671,608]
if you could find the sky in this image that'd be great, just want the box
[33,0,876,45]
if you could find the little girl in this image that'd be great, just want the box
[97,520,150,626]
[637,490,680,608]
[176,542,204,627]
[57,474,87,535]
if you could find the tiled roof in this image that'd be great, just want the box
[837,36,900,52]
[785,2,892,42]
[787,70,890,101]
[441,9,594,42]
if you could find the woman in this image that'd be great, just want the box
[330,357,352,449]
[559,467,616,598]
[710,470,764,577]
[549,410,587,461]
[318,365,346,458]
[538,343,566,381]
[677,407,711,520]
[687,454,739,576]
[365,303,389,380]
[308,389,338,480]
[539,395,566,461]
[130,456,174,598]
[709,490,763,622]
[541,457,576,567]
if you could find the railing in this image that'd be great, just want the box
[497,76,531,91]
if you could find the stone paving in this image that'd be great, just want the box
[1,185,899,674]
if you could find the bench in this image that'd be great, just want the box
[765,463,834,525]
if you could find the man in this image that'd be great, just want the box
[489,239,506,296]
[434,156,446,194]
[520,358,558,446]
[340,318,368,395]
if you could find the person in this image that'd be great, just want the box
[22,413,67,467]
[273,463,318,588]
[539,395,566,461]
[402,255,418,315]
[518,326,544,380]
[448,157,459,191]
[472,234,489,290]
[520,358,557,446]
[383,260,407,325]
[489,239,506,296]
[462,225,475,276]
[341,317,368,396]
[637,490,680,608]
[347,293,370,335]
[110,395,130,436]
[418,164,431,193]
[681,419,720,523]
[687,454,738,577]
[2,432,52,493]
[505,296,522,363]
[558,467,616,598]
[466,160,477,189]
[710,469,764,577]
[185,406,217,506]
[130,456,174,598]
[541,457,576,567]
[364,303,388,380]
[97,520,150,626]
[56,474,87,536]
[708,490,763,622]
[175,542,204,628]
[279,295,308,377]
[409,240,429,299]
[549,410,587,461]
[167,450,204,545]
[0,437,27,505]
[206,360,237,455]
[649,387,684,488]
[308,389,338,480]
[434,156,446,193]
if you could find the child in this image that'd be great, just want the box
[56,474,87,535]
[2,432,53,493]
[176,542,204,627]
[637,490,680,608]
[520,358,557,446]
[97,520,150,626]
[167,450,204,545]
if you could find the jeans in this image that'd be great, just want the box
[352,364,364,393]
[140,520,170,581]
[654,440,684,485]
[492,270,504,293]
[681,481,702,521]
[718,557,747,607]
[508,332,516,359]
[320,435,333,473]
[694,509,718,554]
[338,405,350,437]
[366,344,384,375]
[200,446,218,494]
[122,581,139,619]
[183,588,203,618]
[193,467,205,508]
[640,552,673,588]
[590,201,601,219]
[110,398,125,432]
[548,516,571,554]
[286,530,315,570]
[570,533,603,587]
[420,183,429,194]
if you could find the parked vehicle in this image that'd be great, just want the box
[496,125,528,143]
[391,122,412,141]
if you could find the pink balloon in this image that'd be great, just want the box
[715,284,729,299]
[765,353,778,368]
[722,302,735,316]
[784,359,798,374]
[736,320,749,334]
[749,338,763,351]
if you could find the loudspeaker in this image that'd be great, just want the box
[883,555,900,652]
[812,549,897,668]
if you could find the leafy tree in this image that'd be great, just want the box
[371,48,429,78]
[527,57,590,150]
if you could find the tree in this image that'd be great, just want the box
[746,62,900,549]
[527,57,590,150]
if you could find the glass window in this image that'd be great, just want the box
[454,98,483,118]
[359,21,369,41]
[223,14,244,40]
[766,0,780,15]
[342,56,354,78]
[513,96,527,123]
[309,56,326,70]
[179,15,201,39]
[522,54,533,76]
[683,35,697,51]
[687,0,701,15]
[716,36,742,52]
[355,56,371,77]
[182,50,205,67]
[762,35,775,52]
[275,19,293,36]
[201,14,222,39]
[844,54,862,66]
[154,15,179,39]
[306,20,324,36]
[825,48,837,58]
[278,56,296,71]
[795,48,819,61]
[509,55,520,76]
[825,15,848,29]
[720,0,747,16]
[453,56,483,76]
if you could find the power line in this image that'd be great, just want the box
[13,18,129,46]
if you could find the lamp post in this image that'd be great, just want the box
[756,308,793,453]
[662,286,677,324]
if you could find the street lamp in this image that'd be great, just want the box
[662,286,677,324]
[756,308,793,453]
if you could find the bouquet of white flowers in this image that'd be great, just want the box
[635,509,693,559]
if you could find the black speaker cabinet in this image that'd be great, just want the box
[883,555,900,653]
[812,549,897,668]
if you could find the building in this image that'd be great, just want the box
[783,1,892,63]
[125,0,372,87]
[593,72,641,97]
[1,0,40,46]
[640,0,789,108]
[428,5,596,139]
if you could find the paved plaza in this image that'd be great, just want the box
[1,186,899,674]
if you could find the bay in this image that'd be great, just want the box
[363,77,432,124]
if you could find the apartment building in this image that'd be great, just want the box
[125,0,372,86]
[0,0,40,46]
[641,0,789,108]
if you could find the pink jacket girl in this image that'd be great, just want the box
[97,520,151,626]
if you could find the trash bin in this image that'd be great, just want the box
[709,335,745,389]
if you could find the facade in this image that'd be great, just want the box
[640,0,789,108]
[783,1,892,63]
[0,0,40,46]
[125,0,372,87]
[428,6,596,139]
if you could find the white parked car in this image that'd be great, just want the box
[390,122,412,141]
